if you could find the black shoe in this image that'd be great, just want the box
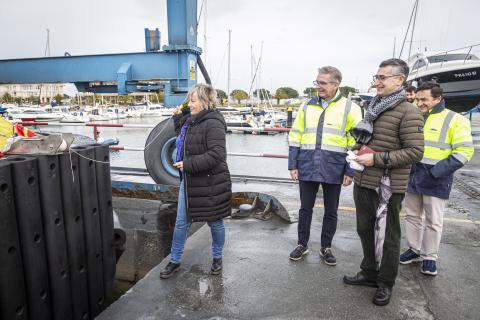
[211,258,223,275]
[319,247,337,266]
[160,262,180,279]
[343,271,378,287]
[372,286,393,306]
[289,244,309,261]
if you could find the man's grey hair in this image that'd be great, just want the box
[187,83,217,110]
[318,66,342,83]
[379,58,410,79]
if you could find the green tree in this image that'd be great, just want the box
[2,92,13,103]
[253,89,271,101]
[30,96,40,104]
[339,86,357,97]
[273,88,288,104]
[230,89,248,104]
[14,97,22,105]
[277,87,299,99]
[54,94,63,105]
[304,87,317,98]
[216,89,228,105]
[118,95,134,105]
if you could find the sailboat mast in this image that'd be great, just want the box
[227,29,231,103]
[258,41,263,105]
[393,36,396,58]
[251,45,254,105]
[203,0,207,69]
[399,0,418,59]
[408,0,419,59]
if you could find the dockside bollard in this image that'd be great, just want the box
[287,106,293,128]
[36,154,73,320]
[0,161,28,320]
[71,146,105,318]
[4,156,52,320]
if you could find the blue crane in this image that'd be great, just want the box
[0,0,209,106]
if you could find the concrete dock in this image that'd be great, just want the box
[100,164,480,320]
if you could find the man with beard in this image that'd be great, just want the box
[406,85,417,104]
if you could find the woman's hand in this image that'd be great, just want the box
[173,161,184,171]
[172,105,183,115]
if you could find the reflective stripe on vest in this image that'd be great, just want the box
[452,152,468,164]
[289,94,355,153]
[421,110,455,165]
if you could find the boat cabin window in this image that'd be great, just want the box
[412,59,427,71]
[427,54,479,63]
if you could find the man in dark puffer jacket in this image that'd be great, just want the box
[343,59,424,306]
[160,84,232,279]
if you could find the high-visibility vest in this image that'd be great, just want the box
[0,117,15,150]
[421,108,474,165]
[288,92,362,153]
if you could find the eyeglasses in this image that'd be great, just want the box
[313,80,338,86]
[372,74,401,82]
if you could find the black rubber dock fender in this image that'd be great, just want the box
[0,161,28,320]
[71,145,105,317]
[36,154,73,320]
[58,152,90,320]
[4,156,52,320]
[91,143,116,303]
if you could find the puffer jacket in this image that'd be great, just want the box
[353,99,424,193]
[173,109,232,222]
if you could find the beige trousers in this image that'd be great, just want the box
[404,192,448,261]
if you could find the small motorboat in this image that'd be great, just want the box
[97,137,120,146]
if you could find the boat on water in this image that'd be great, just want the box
[407,46,480,112]
[125,105,144,118]
[106,106,128,119]
[141,101,173,117]
[217,106,252,115]
[8,106,65,122]
[60,112,90,123]
[88,107,111,121]
[224,114,260,133]
[97,137,120,145]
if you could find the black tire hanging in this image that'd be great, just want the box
[144,118,180,186]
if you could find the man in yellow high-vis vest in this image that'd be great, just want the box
[288,66,362,265]
[400,81,474,276]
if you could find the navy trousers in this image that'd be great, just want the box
[297,180,342,248]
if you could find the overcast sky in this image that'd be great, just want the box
[0,0,478,95]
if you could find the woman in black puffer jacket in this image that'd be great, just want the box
[160,84,231,279]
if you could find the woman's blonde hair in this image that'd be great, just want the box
[187,83,217,110]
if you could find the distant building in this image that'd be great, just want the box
[0,83,65,102]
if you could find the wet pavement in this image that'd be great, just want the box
[100,161,480,320]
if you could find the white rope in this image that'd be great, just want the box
[69,147,110,164]
[143,117,172,151]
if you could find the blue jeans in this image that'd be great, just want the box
[170,180,225,264]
